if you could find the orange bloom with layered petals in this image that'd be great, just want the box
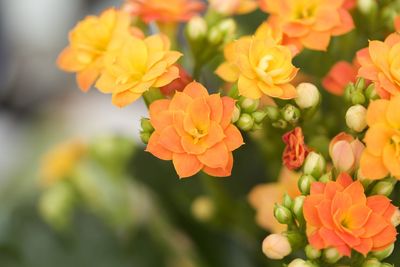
[259,0,354,51]
[357,33,400,99]
[359,96,400,180]
[146,82,243,178]
[248,167,301,233]
[95,34,182,107]
[304,173,397,256]
[57,8,132,92]
[282,127,309,170]
[323,60,359,96]
[123,0,205,23]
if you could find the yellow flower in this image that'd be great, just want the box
[95,34,182,107]
[40,140,86,187]
[57,8,132,92]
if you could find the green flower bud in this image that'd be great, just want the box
[217,18,236,39]
[252,110,268,124]
[319,172,332,183]
[380,263,394,267]
[322,247,342,264]
[141,118,154,133]
[272,119,288,129]
[361,258,381,267]
[292,195,305,222]
[371,244,394,260]
[346,104,367,132]
[282,193,293,209]
[282,104,301,124]
[298,174,316,195]
[231,105,241,123]
[371,177,396,196]
[305,245,321,260]
[355,78,366,91]
[303,152,326,178]
[365,84,379,100]
[351,92,366,105]
[208,26,223,44]
[140,132,151,144]
[237,113,254,131]
[357,0,378,15]
[274,204,293,224]
[187,16,207,40]
[285,231,306,250]
[295,83,320,109]
[239,97,259,113]
[266,106,280,121]
[252,123,263,131]
[344,83,356,102]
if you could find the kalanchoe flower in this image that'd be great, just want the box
[303,173,398,257]
[360,96,400,180]
[146,82,243,178]
[329,132,365,173]
[282,127,309,170]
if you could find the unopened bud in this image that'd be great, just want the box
[239,97,259,113]
[295,83,320,109]
[371,244,394,260]
[323,247,342,264]
[282,193,293,209]
[141,118,154,133]
[365,84,379,100]
[217,18,236,39]
[272,119,288,129]
[265,106,280,121]
[262,234,291,259]
[282,104,301,124]
[252,110,268,124]
[140,132,151,144]
[344,83,356,102]
[304,152,326,178]
[208,27,223,44]
[237,113,254,131]
[351,92,366,105]
[187,16,207,40]
[370,178,396,196]
[361,258,381,267]
[274,204,293,224]
[319,172,332,183]
[298,174,316,195]
[231,105,241,123]
[288,259,311,267]
[355,78,366,91]
[391,208,400,227]
[358,0,378,15]
[346,105,367,132]
[305,244,321,260]
[292,195,305,222]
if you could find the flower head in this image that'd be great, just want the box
[146,82,243,178]
[95,34,182,107]
[357,33,400,99]
[262,234,292,259]
[283,127,309,170]
[123,0,205,23]
[323,60,359,96]
[304,173,397,256]
[208,0,257,15]
[259,0,354,51]
[360,96,400,180]
[329,132,365,173]
[57,8,132,92]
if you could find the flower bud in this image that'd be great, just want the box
[252,123,263,131]
[305,244,321,260]
[365,84,379,100]
[288,259,308,267]
[208,27,223,44]
[371,244,394,260]
[292,195,305,222]
[346,105,367,132]
[191,196,215,222]
[351,92,366,105]
[298,174,316,195]
[237,113,254,131]
[265,106,280,121]
[295,83,320,109]
[239,97,259,113]
[274,204,293,224]
[217,18,236,40]
[282,104,301,124]
[252,111,267,124]
[231,105,241,123]
[272,119,288,129]
[357,0,378,15]
[187,16,207,40]
[141,118,154,133]
[322,247,342,264]
[380,264,394,267]
[355,78,366,91]
[262,234,292,259]
[344,83,356,102]
[319,172,332,183]
[390,208,400,227]
[140,132,151,144]
[361,258,381,267]
[282,193,293,209]
[370,178,396,196]
[303,152,326,178]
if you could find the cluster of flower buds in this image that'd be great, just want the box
[139,118,155,144]
[231,96,268,131]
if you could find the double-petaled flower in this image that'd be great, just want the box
[146,82,243,178]
[304,173,398,256]
[282,127,309,170]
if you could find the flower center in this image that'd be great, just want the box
[392,134,400,158]
[291,1,318,20]
[190,128,207,144]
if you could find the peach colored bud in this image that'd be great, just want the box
[262,234,291,259]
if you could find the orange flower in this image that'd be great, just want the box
[322,60,359,96]
[359,96,400,180]
[95,34,182,107]
[146,82,243,178]
[208,0,257,15]
[57,8,132,92]
[123,0,205,23]
[357,33,400,99]
[304,173,397,256]
[259,0,354,51]
[248,167,301,233]
[329,132,364,173]
[282,127,309,170]
[160,64,193,97]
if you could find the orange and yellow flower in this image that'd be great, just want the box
[357,33,400,99]
[57,8,132,92]
[146,82,243,178]
[304,173,397,256]
[359,96,400,180]
[259,0,354,51]
[248,167,301,233]
[282,127,309,170]
[208,0,257,15]
[95,34,182,107]
[322,60,359,96]
[123,0,205,23]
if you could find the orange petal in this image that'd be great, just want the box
[371,226,397,249]
[367,195,392,216]
[383,144,400,177]
[317,200,336,229]
[352,238,373,256]
[77,67,99,92]
[215,63,239,83]
[302,31,331,51]
[57,47,84,72]
[149,99,172,131]
[336,173,353,188]
[346,204,371,229]
[343,181,366,205]
[223,124,244,151]
[202,121,225,148]
[359,150,389,180]
[188,97,211,130]
[220,96,235,129]
[386,95,400,128]
[198,142,229,169]
[361,213,388,238]
[308,230,326,249]
[207,94,223,123]
[111,90,142,107]
[158,126,184,153]
[238,75,262,99]
[331,8,354,36]
[366,99,389,126]
[364,124,393,156]
[283,22,309,37]
[183,81,209,99]
[169,91,192,111]
[172,153,203,178]
[304,195,324,226]
[146,132,173,160]
[152,65,180,87]
[278,83,298,99]
[203,152,233,177]
[314,8,341,32]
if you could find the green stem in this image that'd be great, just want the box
[143,88,164,108]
